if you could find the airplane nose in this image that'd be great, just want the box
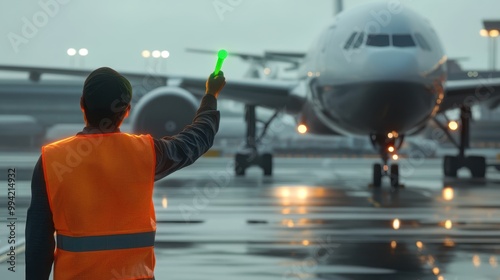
[365,51,419,80]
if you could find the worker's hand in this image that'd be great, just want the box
[206,71,226,98]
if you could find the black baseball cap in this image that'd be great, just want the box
[82,67,132,116]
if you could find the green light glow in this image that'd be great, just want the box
[214,49,228,75]
[218,49,228,59]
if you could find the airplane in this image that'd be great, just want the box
[1,1,500,187]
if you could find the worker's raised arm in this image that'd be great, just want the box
[153,72,225,180]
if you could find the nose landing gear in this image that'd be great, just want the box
[370,133,404,188]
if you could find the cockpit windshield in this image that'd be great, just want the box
[343,33,427,49]
[392,34,416,47]
[366,34,390,47]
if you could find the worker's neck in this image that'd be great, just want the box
[81,125,121,134]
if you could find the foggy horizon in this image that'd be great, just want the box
[1,0,500,79]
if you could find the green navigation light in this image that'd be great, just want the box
[214,49,228,76]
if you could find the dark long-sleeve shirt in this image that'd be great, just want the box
[25,94,219,279]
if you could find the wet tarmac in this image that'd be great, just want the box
[1,154,500,280]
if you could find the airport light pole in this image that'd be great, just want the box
[481,20,500,71]
[159,50,170,73]
[67,48,77,67]
[141,50,151,71]
[66,48,89,68]
[142,49,169,73]
[78,48,88,68]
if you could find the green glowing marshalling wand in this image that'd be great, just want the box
[214,49,228,76]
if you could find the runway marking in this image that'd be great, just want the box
[367,197,381,208]
[420,190,433,198]
[346,191,371,197]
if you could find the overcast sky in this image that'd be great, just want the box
[1,0,499,79]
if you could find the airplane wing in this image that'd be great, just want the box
[179,76,305,114]
[0,65,167,83]
[186,48,305,68]
[441,76,500,112]
[0,64,305,114]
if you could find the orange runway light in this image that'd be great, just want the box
[448,121,458,131]
[297,188,308,199]
[489,256,498,268]
[432,267,440,275]
[388,146,395,153]
[444,238,455,247]
[392,219,400,230]
[297,124,308,134]
[392,154,399,161]
[444,219,453,229]
[473,255,481,267]
[280,188,291,198]
[442,187,454,201]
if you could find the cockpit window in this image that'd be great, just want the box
[366,34,390,47]
[392,34,416,47]
[351,33,419,48]
[352,32,364,49]
[344,32,358,49]
[414,33,431,51]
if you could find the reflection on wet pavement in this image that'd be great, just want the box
[2,157,500,279]
[148,158,500,280]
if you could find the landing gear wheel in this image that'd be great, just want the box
[467,156,486,178]
[235,153,247,176]
[373,163,382,187]
[443,155,458,177]
[390,164,399,187]
[262,153,273,176]
[235,166,245,176]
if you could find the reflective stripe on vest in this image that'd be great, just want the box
[57,231,156,252]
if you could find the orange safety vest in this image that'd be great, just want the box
[42,132,156,280]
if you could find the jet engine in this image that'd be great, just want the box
[130,86,199,138]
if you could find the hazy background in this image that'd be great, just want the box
[1,0,499,79]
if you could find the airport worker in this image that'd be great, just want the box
[25,67,226,280]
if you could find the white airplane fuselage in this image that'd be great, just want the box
[300,2,447,136]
